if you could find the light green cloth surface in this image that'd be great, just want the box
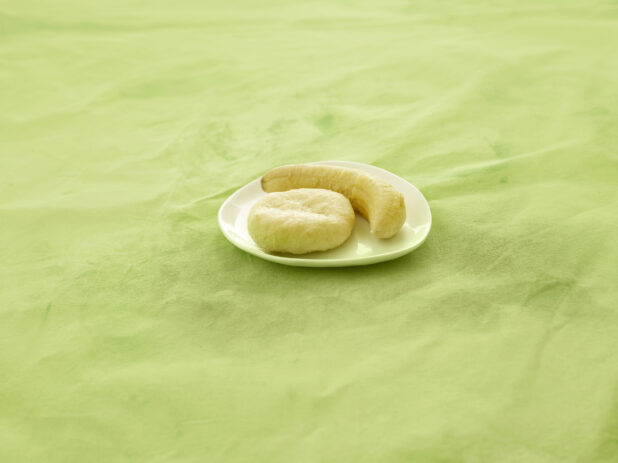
[1,1,617,461]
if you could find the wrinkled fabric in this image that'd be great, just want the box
[1,1,617,461]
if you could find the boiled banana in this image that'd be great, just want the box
[261,164,406,239]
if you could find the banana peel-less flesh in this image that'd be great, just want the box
[261,164,406,239]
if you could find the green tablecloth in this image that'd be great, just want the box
[2,1,617,461]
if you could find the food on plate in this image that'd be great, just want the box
[247,188,355,254]
[261,164,406,238]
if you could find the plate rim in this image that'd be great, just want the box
[217,160,432,267]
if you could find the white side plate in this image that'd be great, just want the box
[217,161,431,267]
